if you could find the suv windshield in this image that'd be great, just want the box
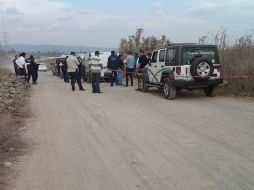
[182,46,217,65]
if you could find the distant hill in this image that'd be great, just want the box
[8,44,117,53]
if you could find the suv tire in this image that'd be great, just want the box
[204,86,217,97]
[163,78,176,100]
[138,75,149,92]
[190,57,214,81]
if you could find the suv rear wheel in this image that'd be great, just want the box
[190,57,214,81]
[204,86,217,97]
[163,78,176,100]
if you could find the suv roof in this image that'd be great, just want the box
[154,44,217,51]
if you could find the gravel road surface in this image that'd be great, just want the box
[13,72,254,190]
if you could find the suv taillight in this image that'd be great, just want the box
[216,65,221,72]
[176,67,181,75]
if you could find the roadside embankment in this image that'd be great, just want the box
[0,61,30,189]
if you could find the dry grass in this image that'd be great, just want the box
[200,29,254,97]
[220,47,254,96]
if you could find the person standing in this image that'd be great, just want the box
[136,49,148,73]
[117,52,125,86]
[13,55,19,75]
[17,52,28,80]
[66,52,84,91]
[125,51,135,87]
[147,52,152,66]
[107,51,120,86]
[62,56,69,83]
[136,49,148,90]
[26,55,39,84]
[89,51,103,93]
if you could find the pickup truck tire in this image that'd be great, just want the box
[163,78,176,100]
[204,86,217,97]
[190,57,214,81]
[138,76,149,92]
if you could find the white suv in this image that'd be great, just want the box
[137,44,223,99]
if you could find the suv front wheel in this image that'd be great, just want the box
[138,75,149,92]
[163,78,176,100]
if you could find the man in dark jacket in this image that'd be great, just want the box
[107,51,120,86]
[26,55,39,84]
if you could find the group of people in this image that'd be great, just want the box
[13,52,39,84]
[65,49,151,93]
[107,49,151,87]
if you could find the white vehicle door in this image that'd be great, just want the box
[147,49,167,83]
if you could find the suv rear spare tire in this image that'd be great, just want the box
[163,78,176,100]
[190,57,214,81]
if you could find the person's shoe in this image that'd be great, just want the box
[135,88,140,91]
[72,88,75,91]
[80,88,85,91]
[97,91,103,93]
[124,85,128,87]
[92,91,96,93]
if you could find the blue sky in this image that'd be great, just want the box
[0,0,254,48]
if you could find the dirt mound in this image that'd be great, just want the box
[0,68,30,190]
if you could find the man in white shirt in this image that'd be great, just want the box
[66,52,84,91]
[89,51,103,93]
[17,52,28,79]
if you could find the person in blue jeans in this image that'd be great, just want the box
[125,51,136,87]
[107,51,120,86]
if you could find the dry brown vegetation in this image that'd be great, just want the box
[199,29,254,96]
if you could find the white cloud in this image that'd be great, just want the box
[0,0,254,47]
[185,2,221,15]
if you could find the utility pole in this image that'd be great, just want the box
[1,4,9,50]
[2,31,9,49]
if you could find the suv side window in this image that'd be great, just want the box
[165,48,176,66]
[152,51,158,63]
[159,50,166,62]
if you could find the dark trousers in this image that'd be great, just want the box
[18,68,27,81]
[126,68,134,86]
[27,69,38,83]
[110,70,118,86]
[62,69,69,82]
[27,69,32,83]
[69,71,84,90]
[32,70,38,83]
[92,72,101,93]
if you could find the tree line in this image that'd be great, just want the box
[119,28,170,53]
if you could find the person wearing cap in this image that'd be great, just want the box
[66,52,85,91]
[89,51,103,93]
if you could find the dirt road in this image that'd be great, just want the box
[13,72,254,190]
